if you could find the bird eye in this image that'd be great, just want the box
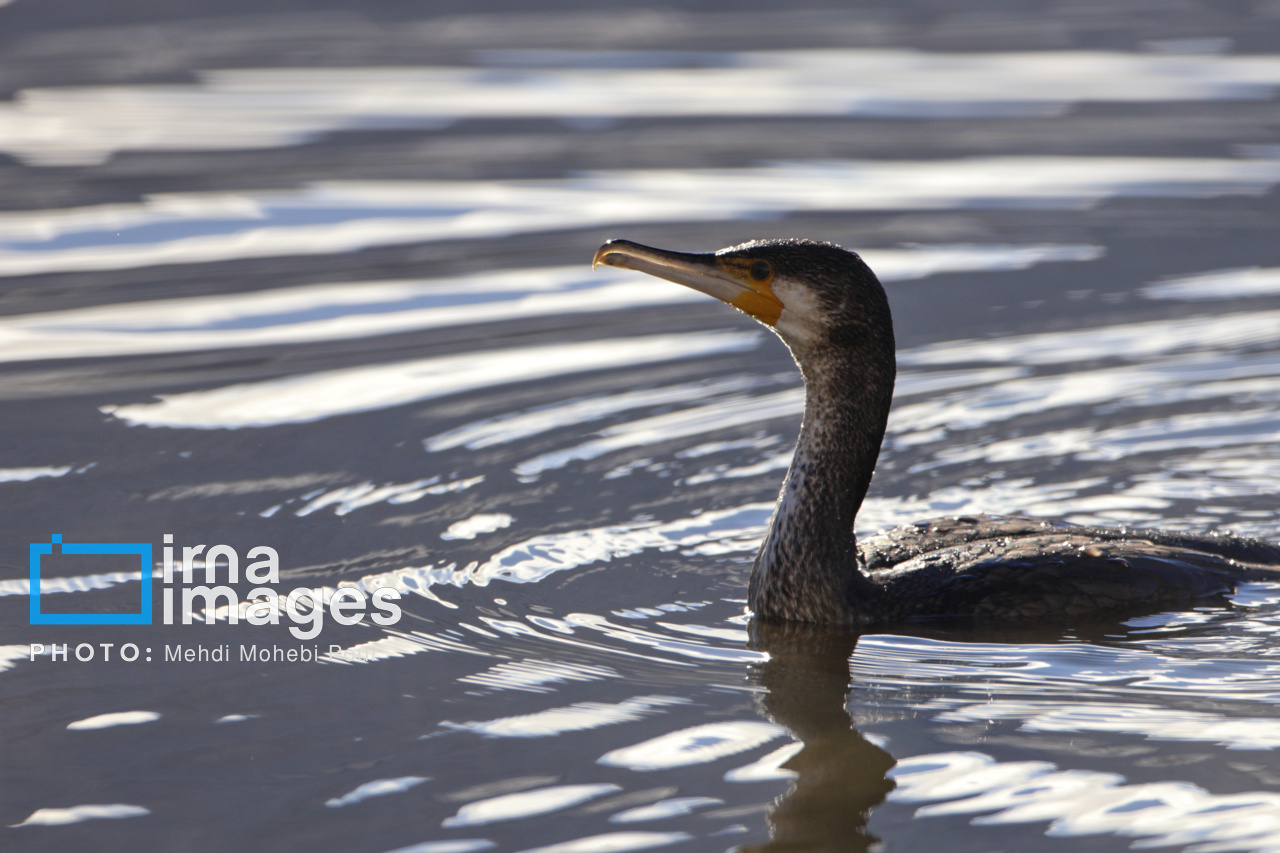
[749,260,772,281]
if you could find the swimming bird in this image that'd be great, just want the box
[593,238,1280,625]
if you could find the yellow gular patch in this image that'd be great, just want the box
[719,258,783,326]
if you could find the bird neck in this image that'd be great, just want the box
[749,349,894,625]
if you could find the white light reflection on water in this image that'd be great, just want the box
[860,477,1175,531]
[598,721,786,771]
[0,568,158,597]
[10,804,150,827]
[440,695,689,738]
[1143,267,1280,301]
[889,751,1280,851]
[5,50,1280,166]
[420,362,1020,482]
[66,711,161,731]
[184,527,751,645]
[914,407,1280,470]
[0,244,1095,362]
[0,465,72,482]
[936,701,1280,750]
[383,841,495,853]
[899,388,1280,465]
[851,634,1280,703]
[442,784,621,827]
[0,158,1264,275]
[0,267,692,362]
[387,300,1280,532]
[457,660,619,694]
[104,332,758,428]
[513,831,691,853]
[325,776,429,808]
[0,646,30,673]
[476,504,772,586]
[607,797,723,823]
[679,449,795,487]
[513,389,805,477]
[77,505,772,635]
[424,377,767,453]
[293,475,483,518]
[556,613,763,664]
[722,742,806,783]
[442,513,515,541]
[899,308,1280,367]
[853,582,1280,844]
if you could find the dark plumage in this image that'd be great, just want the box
[593,237,1280,626]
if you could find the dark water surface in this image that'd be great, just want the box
[5,2,1280,851]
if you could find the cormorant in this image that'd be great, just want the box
[593,237,1280,625]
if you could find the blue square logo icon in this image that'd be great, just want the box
[30,535,153,625]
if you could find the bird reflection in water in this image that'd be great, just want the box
[743,620,895,852]
[740,612,1176,851]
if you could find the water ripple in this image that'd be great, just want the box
[0,159,1260,275]
[852,634,1280,702]
[325,776,429,808]
[442,784,621,827]
[936,701,1280,750]
[66,711,161,731]
[1143,267,1280,302]
[598,721,786,772]
[6,50,1280,166]
[440,695,689,738]
[513,831,691,853]
[890,751,1280,852]
[10,804,150,827]
[104,332,757,429]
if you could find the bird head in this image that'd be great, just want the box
[592,238,893,364]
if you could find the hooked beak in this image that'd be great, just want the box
[593,239,782,326]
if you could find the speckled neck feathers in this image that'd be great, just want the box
[747,250,897,625]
